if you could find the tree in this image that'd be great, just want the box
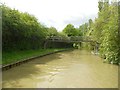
[47,27,58,37]
[79,23,88,36]
[1,4,48,50]
[76,27,83,36]
[63,24,78,36]
[100,3,119,64]
[85,0,119,64]
[98,0,104,12]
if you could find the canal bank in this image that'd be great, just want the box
[2,50,118,88]
[2,48,73,71]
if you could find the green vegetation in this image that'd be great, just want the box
[1,4,72,65]
[47,27,58,37]
[76,0,119,65]
[2,5,47,51]
[2,48,66,65]
[90,0,119,64]
[61,0,119,65]
[63,24,78,36]
[1,0,119,65]
[1,4,70,51]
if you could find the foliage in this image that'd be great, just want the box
[77,23,89,38]
[1,3,73,55]
[2,48,66,65]
[1,1,119,65]
[47,27,58,37]
[1,4,48,51]
[99,4,119,64]
[84,0,119,64]
[63,24,78,36]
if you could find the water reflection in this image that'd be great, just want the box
[2,50,118,88]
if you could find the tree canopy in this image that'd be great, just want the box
[62,24,78,36]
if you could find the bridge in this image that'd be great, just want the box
[46,36,96,42]
[44,36,99,49]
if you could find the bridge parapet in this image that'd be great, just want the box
[46,36,94,42]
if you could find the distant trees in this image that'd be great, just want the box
[47,27,58,37]
[79,23,88,36]
[63,24,78,36]
[62,24,84,49]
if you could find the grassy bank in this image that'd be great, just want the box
[2,48,68,65]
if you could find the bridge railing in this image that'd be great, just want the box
[46,36,93,42]
[46,36,69,41]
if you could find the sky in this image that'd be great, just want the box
[0,0,99,31]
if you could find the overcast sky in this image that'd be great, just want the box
[1,0,99,31]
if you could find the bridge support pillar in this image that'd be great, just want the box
[94,42,99,55]
[44,40,48,49]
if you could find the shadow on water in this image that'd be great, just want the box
[2,52,62,82]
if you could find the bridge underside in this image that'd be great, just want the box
[44,36,99,49]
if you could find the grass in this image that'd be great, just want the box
[2,48,67,65]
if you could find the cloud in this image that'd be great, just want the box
[63,14,97,28]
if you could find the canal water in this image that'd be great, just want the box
[2,50,118,88]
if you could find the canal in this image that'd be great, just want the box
[2,50,118,88]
